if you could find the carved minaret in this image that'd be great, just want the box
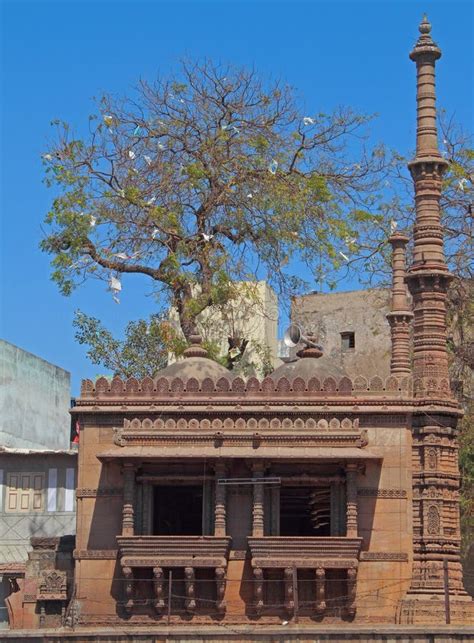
[405,15,452,398]
[398,18,473,624]
[387,232,412,375]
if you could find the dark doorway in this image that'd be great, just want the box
[153,486,203,535]
[279,487,330,536]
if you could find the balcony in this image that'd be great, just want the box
[248,536,362,616]
[116,535,231,613]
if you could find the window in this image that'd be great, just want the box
[153,485,203,535]
[279,487,330,537]
[6,472,45,513]
[341,332,355,350]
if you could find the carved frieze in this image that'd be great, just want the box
[73,550,118,560]
[358,488,408,499]
[360,552,408,561]
[76,488,122,498]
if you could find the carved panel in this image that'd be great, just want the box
[358,488,408,499]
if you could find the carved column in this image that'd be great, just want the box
[387,232,413,375]
[122,463,135,536]
[284,567,294,615]
[397,17,472,624]
[346,567,357,617]
[214,461,227,536]
[123,566,133,612]
[252,462,264,537]
[215,567,226,613]
[315,567,326,614]
[253,567,264,614]
[345,464,358,538]
[184,567,196,612]
[405,16,452,397]
[153,567,165,613]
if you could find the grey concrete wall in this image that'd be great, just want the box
[0,340,71,450]
[291,288,392,379]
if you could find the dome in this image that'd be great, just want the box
[156,333,232,382]
[271,343,347,381]
[157,356,231,382]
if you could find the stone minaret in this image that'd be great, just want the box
[387,232,412,375]
[405,15,453,398]
[399,18,473,624]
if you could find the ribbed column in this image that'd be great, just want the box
[122,463,135,536]
[345,464,358,538]
[252,462,265,537]
[387,232,413,374]
[405,16,453,396]
[398,18,473,624]
[214,461,227,537]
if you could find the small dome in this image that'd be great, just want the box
[271,356,347,381]
[157,356,231,382]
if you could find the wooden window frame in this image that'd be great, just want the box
[5,472,45,513]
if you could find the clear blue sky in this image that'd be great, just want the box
[1,0,472,394]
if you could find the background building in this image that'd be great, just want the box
[0,340,76,628]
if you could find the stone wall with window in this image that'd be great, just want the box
[291,288,392,379]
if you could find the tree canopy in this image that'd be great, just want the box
[41,60,389,340]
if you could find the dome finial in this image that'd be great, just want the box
[419,14,431,34]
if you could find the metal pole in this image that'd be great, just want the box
[292,567,299,623]
[167,570,172,625]
[443,559,451,624]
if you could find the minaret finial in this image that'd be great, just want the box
[419,14,431,34]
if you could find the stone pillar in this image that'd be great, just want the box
[122,463,135,536]
[252,462,265,537]
[214,461,227,536]
[184,567,196,612]
[405,16,452,397]
[387,233,413,375]
[153,567,165,613]
[398,17,474,624]
[315,567,326,614]
[345,464,358,538]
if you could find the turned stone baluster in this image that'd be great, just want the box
[345,463,358,538]
[123,566,133,612]
[252,462,265,537]
[347,567,357,617]
[253,567,264,614]
[315,567,326,614]
[184,567,196,612]
[215,567,226,613]
[284,567,294,615]
[214,462,227,536]
[153,567,165,613]
[122,463,136,536]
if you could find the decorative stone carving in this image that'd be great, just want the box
[358,488,407,499]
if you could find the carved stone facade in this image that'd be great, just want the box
[6,17,473,633]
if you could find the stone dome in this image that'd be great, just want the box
[155,333,232,382]
[156,356,232,382]
[271,342,347,381]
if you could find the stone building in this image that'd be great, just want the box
[7,18,474,633]
[291,288,392,379]
[0,341,77,628]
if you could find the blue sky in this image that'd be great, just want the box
[1,0,472,394]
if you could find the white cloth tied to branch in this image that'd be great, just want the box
[268,159,278,175]
[109,274,122,304]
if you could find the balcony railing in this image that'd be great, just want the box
[248,536,362,616]
[116,535,231,613]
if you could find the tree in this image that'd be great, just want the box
[72,311,185,379]
[41,59,389,341]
